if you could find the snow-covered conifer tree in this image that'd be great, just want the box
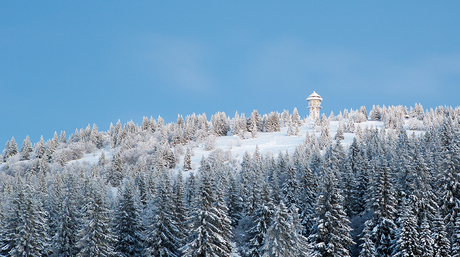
[418,214,434,257]
[266,112,281,132]
[53,174,81,256]
[108,151,123,187]
[227,175,243,227]
[144,169,182,257]
[249,110,260,137]
[247,183,274,257]
[2,179,50,257]
[437,118,460,234]
[172,170,188,243]
[114,179,144,256]
[361,158,397,257]
[309,170,354,257]
[281,162,300,209]
[59,130,67,144]
[392,198,420,257]
[20,135,33,161]
[183,147,192,171]
[287,108,301,136]
[7,136,18,158]
[182,160,232,257]
[36,135,46,159]
[433,209,450,257]
[77,178,116,257]
[335,122,345,141]
[319,122,332,149]
[260,201,307,257]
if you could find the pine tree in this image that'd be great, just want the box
[319,123,332,150]
[453,214,460,257]
[184,147,192,171]
[266,112,281,132]
[287,108,301,136]
[47,174,64,252]
[172,170,188,244]
[77,179,116,257]
[114,179,144,256]
[282,162,300,209]
[90,123,103,148]
[185,172,197,208]
[249,110,260,138]
[240,151,254,213]
[36,135,46,159]
[419,214,434,257]
[53,174,81,257]
[393,198,420,257]
[60,131,67,144]
[433,209,450,257]
[227,175,244,227]
[437,118,460,234]
[260,201,307,257]
[2,180,50,257]
[20,135,33,161]
[144,169,182,257]
[108,151,123,187]
[335,122,345,141]
[309,170,354,257]
[8,136,18,158]
[2,140,9,162]
[362,158,398,257]
[182,162,232,257]
[247,183,275,257]
[358,221,377,257]
[298,165,316,237]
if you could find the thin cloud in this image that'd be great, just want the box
[242,37,460,100]
[142,34,219,93]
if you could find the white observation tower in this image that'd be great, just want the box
[306,91,323,120]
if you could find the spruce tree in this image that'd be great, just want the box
[227,175,244,228]
[392,198,420,257]
[184,147,192,171]
[452,214,460,257]
[358,222,377,257]
[20,135,33,161]
[144,169,182,257]
[114,179,144,256]
[108,151,123,187]
[437,118,460,234]
[281,162,300,209]
[77,179,116,257]
[60,130,67,144]
[247,183,274,257]
[8,136,18,158]
[260,201,307,257]
[2,180,50,257]
[53,174,81,257]
[182,162,232,257]
[334,122,345,141]
[309,170,354,257]
[433,209,450,257]
[419,214,434,257]
[362,158,398,257]
[172,170,189,244]
[36,135,46,159]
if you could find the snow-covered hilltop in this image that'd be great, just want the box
[0,103,458,257]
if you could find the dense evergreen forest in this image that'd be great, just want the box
[1,104,459,257]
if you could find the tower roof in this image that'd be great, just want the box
[306,91,323,101]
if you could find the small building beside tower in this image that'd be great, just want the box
[306,91,323,120]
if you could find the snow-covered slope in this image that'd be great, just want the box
[69,120,387,175]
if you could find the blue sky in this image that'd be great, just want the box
[1,1,460,146]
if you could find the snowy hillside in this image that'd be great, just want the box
[0,104,458,257]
